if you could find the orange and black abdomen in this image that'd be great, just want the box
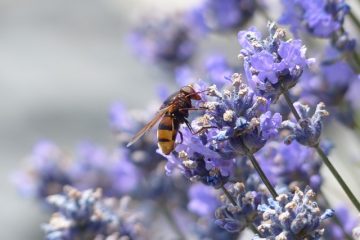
[157,115,179,155]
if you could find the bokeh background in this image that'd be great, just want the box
[0,1,175,238]
[1,0,359,239]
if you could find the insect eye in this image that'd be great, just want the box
[180,85,202,100]
[181,85,194,95]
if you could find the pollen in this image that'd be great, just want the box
[256,96,268,105]
[223,110,235,122]
[231,73,242,85]
[208,85,221,97]
[183,159,197,169]
[238,85,248,96]
[204,102,217,111]
[223,89,231,98]
[178,150,188,160]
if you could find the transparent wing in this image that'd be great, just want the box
[126,105,172,147]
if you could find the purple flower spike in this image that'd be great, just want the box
[256,141,324,192]
[200,73,281,156]
[260,112,282,139]
[42,186,147,240]
[324,204,359,239]
[239,23,314,102]
[279,0,355,51]
[129,14,196,67]
[281,102,329,147]
[11,141,72,202]
[299,47,357,104]
[254,186,334,239]
[161,126,233,188]
[191,0,256,32]
[215,182,262,233]
[69,143,140,197]
[188,184,220,217]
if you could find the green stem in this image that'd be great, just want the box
[351,51,360,69]
[315,145,360,212]
[247,152,279,199]
[250,224,261,236]
[282,88,301,121]
[282,89,360,212]
[221,185,237,206]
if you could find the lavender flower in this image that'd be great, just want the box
[188,183,220,217]
[238,23,314,102]
[162,75,281,192]
[323,204,359,239]
[215,182,262,232]
[191,0,256,32]
[129,14,196,66]
[12,141,72,201]
[299,54,356,106]
[279,0,355,51]
[162,126,232,188]
[281,102,329,147]
[174,207,239,240]
[13,139,142,202]
[256,141,323,192]
[185,184,240,239]
[42,186,118,240]
[298,46,357,100]
[203,73,282,156]
[298,50,357,126]
[254,186,334,239]
[69,142,140,197]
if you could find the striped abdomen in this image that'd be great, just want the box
[157,115,179,155]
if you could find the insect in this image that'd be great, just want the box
[127,85,205,155]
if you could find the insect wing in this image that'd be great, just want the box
[126,105,172,147]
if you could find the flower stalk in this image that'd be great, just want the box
[282,89,360,212]
[349,10,360,31]
[315,145,360,211]
[220,185,237,206]
[246,152,278,199]
[249,224,261,236]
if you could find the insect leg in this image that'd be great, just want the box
[178,130,184,144]
[185,119,196,134]
[184,119,218,135]
[193,126,218,135]
[178,107,208,112]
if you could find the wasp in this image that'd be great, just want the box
[127,85,206,155]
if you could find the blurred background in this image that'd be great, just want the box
[0,0,186,238]
[1,0,360,239]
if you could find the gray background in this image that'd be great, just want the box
[0,0,359,239]
[0,0,174,238]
